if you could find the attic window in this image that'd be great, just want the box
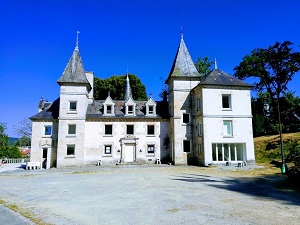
[128,105,134,115]
[107,105,112,114]
[148,106,154,115]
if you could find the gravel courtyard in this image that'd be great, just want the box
[0,165,300,225]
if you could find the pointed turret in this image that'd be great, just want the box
[57,32,91,91]
[166,36,199,83]
[124,73,132,100]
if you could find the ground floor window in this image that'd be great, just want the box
[67,145,75,156]
[104,145,112,154]
[147,145,155,154]
[183,140,191,153]
[212,143,244,162]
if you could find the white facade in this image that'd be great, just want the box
[30,36,255,168]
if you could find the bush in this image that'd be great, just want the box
[0,146,21,158]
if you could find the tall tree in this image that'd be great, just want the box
[194,56,213,75]
[94,74,148,100]
[234,41,300,100]
[0,123,9,147]
[13,118,32,138]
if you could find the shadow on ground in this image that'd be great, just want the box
[171,173,300,206]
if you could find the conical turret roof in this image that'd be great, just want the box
[166,36,200,83]
[124,73,132,100]
[57,44,91,91]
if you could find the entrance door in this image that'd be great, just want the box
[124,144,134,162]
[42,148,48,169]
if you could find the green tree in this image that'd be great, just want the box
[0,146,21,158]
[94,74,147,100]
[234,41,300,103]
[14,136,31,147]
[0,123,9,147]
[194,56,213,75]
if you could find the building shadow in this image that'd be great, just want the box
[171,173,300,206]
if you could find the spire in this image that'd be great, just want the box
[166,36,199,83]
[214,57,218,69]
[124,73,132,100]
[75,31,80,51]
[57,32,91,91]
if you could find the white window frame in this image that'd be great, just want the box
[222,94,232,110]
[105,124,113,135]
[104,145,112,155]
[106,105,112,115]
[223,120,233,137]
[66,144,75,156]
[44,125,52,136]
[68,124,76,135]
[147,145,155,154]
[127,105,134,115]
[69,101,77,112]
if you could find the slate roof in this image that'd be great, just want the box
[201,68,252,88]
[86,100,169,119]
[30,98,60,120]
[166,36,200,83]
[30,98,169,121]
[57,46,91,91]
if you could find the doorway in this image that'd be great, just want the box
[124,144,134,162]
[42,148,48,169]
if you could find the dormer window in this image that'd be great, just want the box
[128,105,134,115]
[145,97,156,116]
[107,105,112,114]
[148,106,154,115]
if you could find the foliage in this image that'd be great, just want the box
[0,123,9,147]
[251,92,300,136]
[194,56,213,75]
[13,118,32,138]
[234,41,300,99]
[0,146,21,158]
[14,136,31,147]
[94,74,147,100]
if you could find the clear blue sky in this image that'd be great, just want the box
[1,0,300,137]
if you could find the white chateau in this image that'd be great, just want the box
[30,36,255,169]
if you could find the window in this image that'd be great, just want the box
[107,105,112,114]
[68,124,76,135]
[212,143,244,162]
[126,125,134,135]
[44,126,52,135]
[147,145,155,154]
[148,106,154,115]
[104,145,112,154]
[69,101,77,111]
[183,113,190,124]
[223,120,233,136]
[67,145,75,156]
[147,125,155,135]
[128,105,133,115]
[197,123,202,136]
[222,94,231,109]
[197,98,201,111]
[105,125,113,135]
[183,140,191,153]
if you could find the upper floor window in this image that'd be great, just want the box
[147,125,155,135]
[69,101,77,112]
[223,120,233,137]
[44,125,52,136]
[105,125,113,135]
[222,94,231,109]
[68,124,76,135]
[148,106,154,115]
[196,98,201,111]
[126,125,134,135]
[183,140,191,153]
[183,113,190,124]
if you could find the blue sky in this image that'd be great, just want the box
[1,0,300,137]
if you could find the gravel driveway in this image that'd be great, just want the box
[0,165,299,225]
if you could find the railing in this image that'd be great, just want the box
[1,158,30,164]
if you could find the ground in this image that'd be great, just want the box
[0,164,300,225]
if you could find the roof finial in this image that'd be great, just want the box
[75,31,80,50]
[124,73,132,100]
[214,57,218,69]
[180,8,184,40]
